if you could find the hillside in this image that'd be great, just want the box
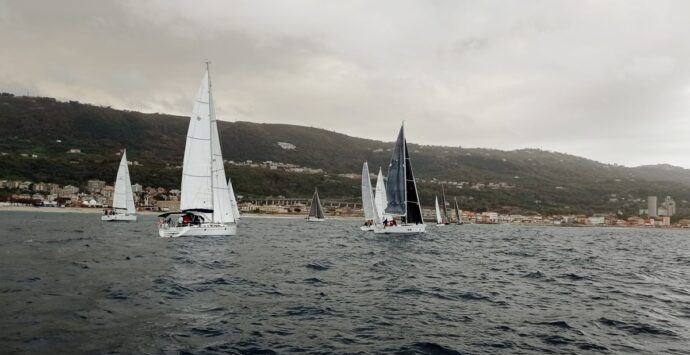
[1,93,689,217]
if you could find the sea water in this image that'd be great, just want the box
[1,211,689,354]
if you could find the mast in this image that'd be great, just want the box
[207,61,214,212]
[402,123,407,217]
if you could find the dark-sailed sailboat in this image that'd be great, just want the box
[453,197,463,225]
[307,188,325,222]
[440,184,450,225]
[375,123,426,234]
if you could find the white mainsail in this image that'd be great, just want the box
[112,150,135,214]
[374,167,390,222]
[228,178,241,220]
[180,65,234,224]
[435,196,443,224]
[361,162,379,223]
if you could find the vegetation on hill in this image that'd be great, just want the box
[1,93,690,217]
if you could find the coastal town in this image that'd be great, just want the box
[1,177,687,228]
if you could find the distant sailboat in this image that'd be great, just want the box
[307,188,325,222]
[360,161,379,231]
[375,123,426,234]
[454,197,463,225]
[374,167,391,223]
[435,196,444,226]
[440,184,450,225]
[158,63,236,237]
[228,178,241,222]
[102,150,136,222]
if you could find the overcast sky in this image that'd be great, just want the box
[2,0,690,167]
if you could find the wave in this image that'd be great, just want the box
[598,318,677,336]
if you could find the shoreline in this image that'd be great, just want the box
[0,206,685,228]
[0,206,363,220]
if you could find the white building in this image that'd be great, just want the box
[647,196,658,217]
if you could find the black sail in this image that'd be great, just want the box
[384,126,407,216]
[441,184,449,223]
[404,137,423,224]
[454,197,461,223]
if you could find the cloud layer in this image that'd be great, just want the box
[2,0,690,166]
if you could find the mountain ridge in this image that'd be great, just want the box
[1,93,689,217]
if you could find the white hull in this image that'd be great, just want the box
[101,214,137,222]
[158,223,237,238]
[360,225,376,231]
[374,224,426,234]
[436,224,446,227]
[307,217,325,222]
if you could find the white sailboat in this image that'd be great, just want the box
[360,161,379,231]
[158,63,236,237]
[228,178,241,222]
[102,150,136,222]
[374,167,391,223]
[374,123,426,234]
[435,196,444,226]
[307,188,325,222]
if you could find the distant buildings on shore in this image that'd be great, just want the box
[641,195,676,218]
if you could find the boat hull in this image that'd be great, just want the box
[307,218,325,222]
[101,214,137,222]
[374,224,426,234]
[360,225,376,231]
[158,223,237,238]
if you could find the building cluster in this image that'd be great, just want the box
[226,160,324,174]
[0,179,179,211]
[420,209,678,227]
[641,195,676,218]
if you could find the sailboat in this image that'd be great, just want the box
[228,178,241,222]
[434,196,444,226]
[439,184,450,225]
[101,150,136,222]
[374,167,391,223]
[158,63,236,237]
[374,123,426,234]
[307,188,325,222]
[454,197,464,225]
[360,161,379,231]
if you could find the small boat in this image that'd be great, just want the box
[158,63,237,237]
[374,167,391,223]
[435,196,445,226]
[307,188,325,222]
[101,150,137,222]
[360,161,379,231]
[375,123,426,234]
[453,197,464,225]
[228,178,241,223]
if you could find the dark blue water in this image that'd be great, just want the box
[1,211,689,354]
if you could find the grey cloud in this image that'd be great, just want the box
[1,0,689,167]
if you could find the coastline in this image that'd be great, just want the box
[0,206,362,220]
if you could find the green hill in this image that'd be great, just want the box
[1,93,689,217]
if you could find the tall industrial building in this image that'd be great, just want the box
[659,196,676,216]
[647,196,658,217]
